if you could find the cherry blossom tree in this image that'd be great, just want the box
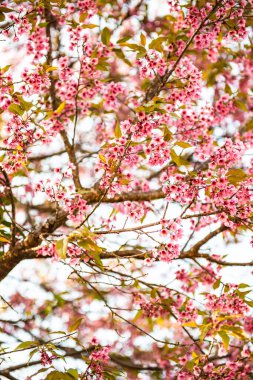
[0,0,253,378]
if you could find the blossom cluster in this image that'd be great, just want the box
[34,167,89,223]
[136,50,167,79]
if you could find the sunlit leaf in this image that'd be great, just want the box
[101,27,111,46]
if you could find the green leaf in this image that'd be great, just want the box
[140,33,146,46]
[234,99,248,112]
[1,65,11,73]
[218,331,230,350]
[8,103,24,116]
[221,324,245,339]
[217,314,243,322]
[99,154,107,163]
[96,61,110,71]
[67,369,79,379]
[48,330,66,335]
[245,300,253,307]
[79,12,87,22]
[117,36,131,43]
[174,141,192,149]
[46,66,58,72]
[170,149,182,166]
[0,7,13,13]
[236,289,251,299]
[92,251,104,268]
[163,126,172,141]
[38,22,49,27]
[148,36,167,52]
[55,238,68,260]
[113,49,132,66]
[199,324,211,342]
[223,285,229,294]
[77,237,102,253]
[15,341,39,351]
[192,351,199,359]
[17,95,33,111]
[101,27,111,46]
[182,321,198,327]
[55,101,66,114]
[186,358,197,371]
[170,112,180,119]
[114,120,122,138]
[225,83,232,95]
[213,278,221,290]
[45,371,75,380]
[82,24,98,29]
[0,235,10,243]
[225,19,236,28]
[68,317,83,333]
[226,168,247,184]
[133,309,143,323]
[120,43,146,55]
[28,347,41,362]
[238,283,251,289]
[170,150,189,166]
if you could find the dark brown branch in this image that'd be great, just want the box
[29,146,97,162]
[0,167,16,246]
[0,347,162,375]
[183,225,228,257]
[109,354,162,371]
[0,205,246,283]
[0,354,162,375]
[144,1,223,102]
[22,246,253,268]
[0,374,18,380]
[29,149,66,162]
[0,209,66,282]
[44,6,81,190]
[184,254,253,267]
[0,218,241,283]
[79,187,165,204]
[0,186,166,281]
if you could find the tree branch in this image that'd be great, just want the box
[183,225,228,257]
[44,6,81,190]
[0,187,165,281]
[144,1,223,102]
[0,210,66,282]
